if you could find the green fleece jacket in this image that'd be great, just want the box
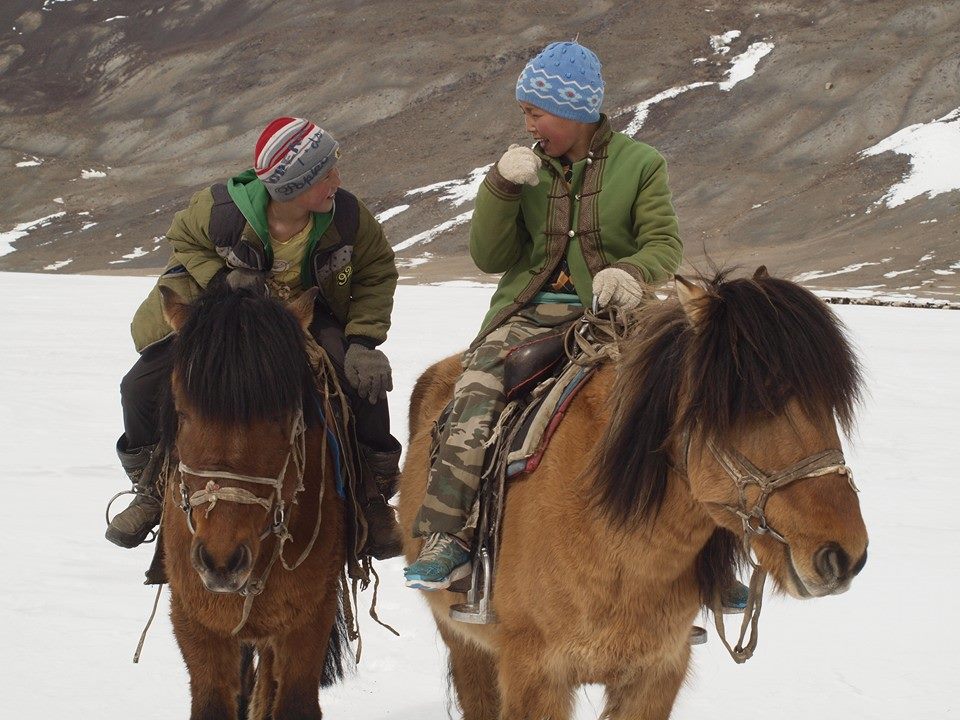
[470,116,681,341]
[130,171,397,352]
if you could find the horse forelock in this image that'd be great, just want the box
[679,272,863,443]
[593,270,863,528]
[165,287,319,427]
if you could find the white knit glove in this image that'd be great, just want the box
[592,268,646,310]
[496,144,541,186]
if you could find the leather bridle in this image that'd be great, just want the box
[678,428,858,662]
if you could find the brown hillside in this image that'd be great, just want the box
[1,0,958,303]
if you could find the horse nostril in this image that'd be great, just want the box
[193,542,215,572]
[814,542,850,582]
[225,544,251,575]
[850,547,868,578]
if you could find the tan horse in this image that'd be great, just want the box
[159,285,348,720]
[397,269,869,720]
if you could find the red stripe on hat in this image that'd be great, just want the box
[262,123,315,174]
[254,117,319,174]
[254,117,298,165]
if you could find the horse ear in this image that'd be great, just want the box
[288,287,319,333]
[159,285,191,332]
[675,274,709,328]
[753,265,770,279]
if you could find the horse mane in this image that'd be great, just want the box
[159,286,320,446]
[593,270,863,527]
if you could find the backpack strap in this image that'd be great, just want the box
[332,188,359,245]
[209,183,268,271]
[310,188,360,285]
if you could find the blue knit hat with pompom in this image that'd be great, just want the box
[515,41,604,123]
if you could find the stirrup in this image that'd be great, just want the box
[689,625,708,645]
[105,489,159,545]
[449,547,498,625]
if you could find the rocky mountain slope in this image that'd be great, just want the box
[1,0,958,304]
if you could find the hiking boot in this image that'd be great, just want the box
[721,579,750,614]
[364,496,403,560]
[404,532,472,590]
[105,438,162,549]
[359,444,403,560]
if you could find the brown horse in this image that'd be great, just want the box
[397,269,869,720]
[158,285,348,720]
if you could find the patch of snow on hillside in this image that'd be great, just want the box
[392,211,473,253]
[396,253,432,269]
[108,247,150,265]
[860,107,960,208]
[81,169,107,179]
[618,34,774,134]
[406,164,492,208]
[43,0,96,8]
[720,42,775,91]
[622,83,714,136]
[16,156,43,167]
[793,262,881,282]
[43,259,73,271]
[375,205,410,223]
[710,30,741,54]
[0,212,67,257]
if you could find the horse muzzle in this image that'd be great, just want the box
[191,540,254,594]
[787,542,868,598]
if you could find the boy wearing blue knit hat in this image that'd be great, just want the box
[405,41,683,589]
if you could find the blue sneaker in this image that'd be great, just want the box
[404,533,472,590]
[721,580,750,613]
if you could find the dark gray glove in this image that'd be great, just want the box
[344,342,393,404]
[226,268,267,295]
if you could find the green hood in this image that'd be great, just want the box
[226,169,334,276]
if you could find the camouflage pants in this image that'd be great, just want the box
[414,303,583,540]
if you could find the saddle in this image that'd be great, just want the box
[431,330,596,488]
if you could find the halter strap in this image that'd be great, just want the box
[676,428,857,663]
[709,441,855,663]
[177,407,305,530]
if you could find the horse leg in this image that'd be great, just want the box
[248,643,277,720]
[437,622,501,720]
[497,630,574,720]
[170,596,241,720]
[269,597,339,720]
[600,662,688,720]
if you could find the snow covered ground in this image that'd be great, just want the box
[1,272,957,719]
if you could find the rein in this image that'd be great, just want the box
[680,432,857,663]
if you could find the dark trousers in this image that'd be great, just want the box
[119,308,398,453]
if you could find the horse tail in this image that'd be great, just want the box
[320,599,352,687]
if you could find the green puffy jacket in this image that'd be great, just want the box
[470,116,681,342]
[130,170,397,352]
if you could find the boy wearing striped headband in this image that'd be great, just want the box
[406,41,684,589]
[107,117,403,561]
